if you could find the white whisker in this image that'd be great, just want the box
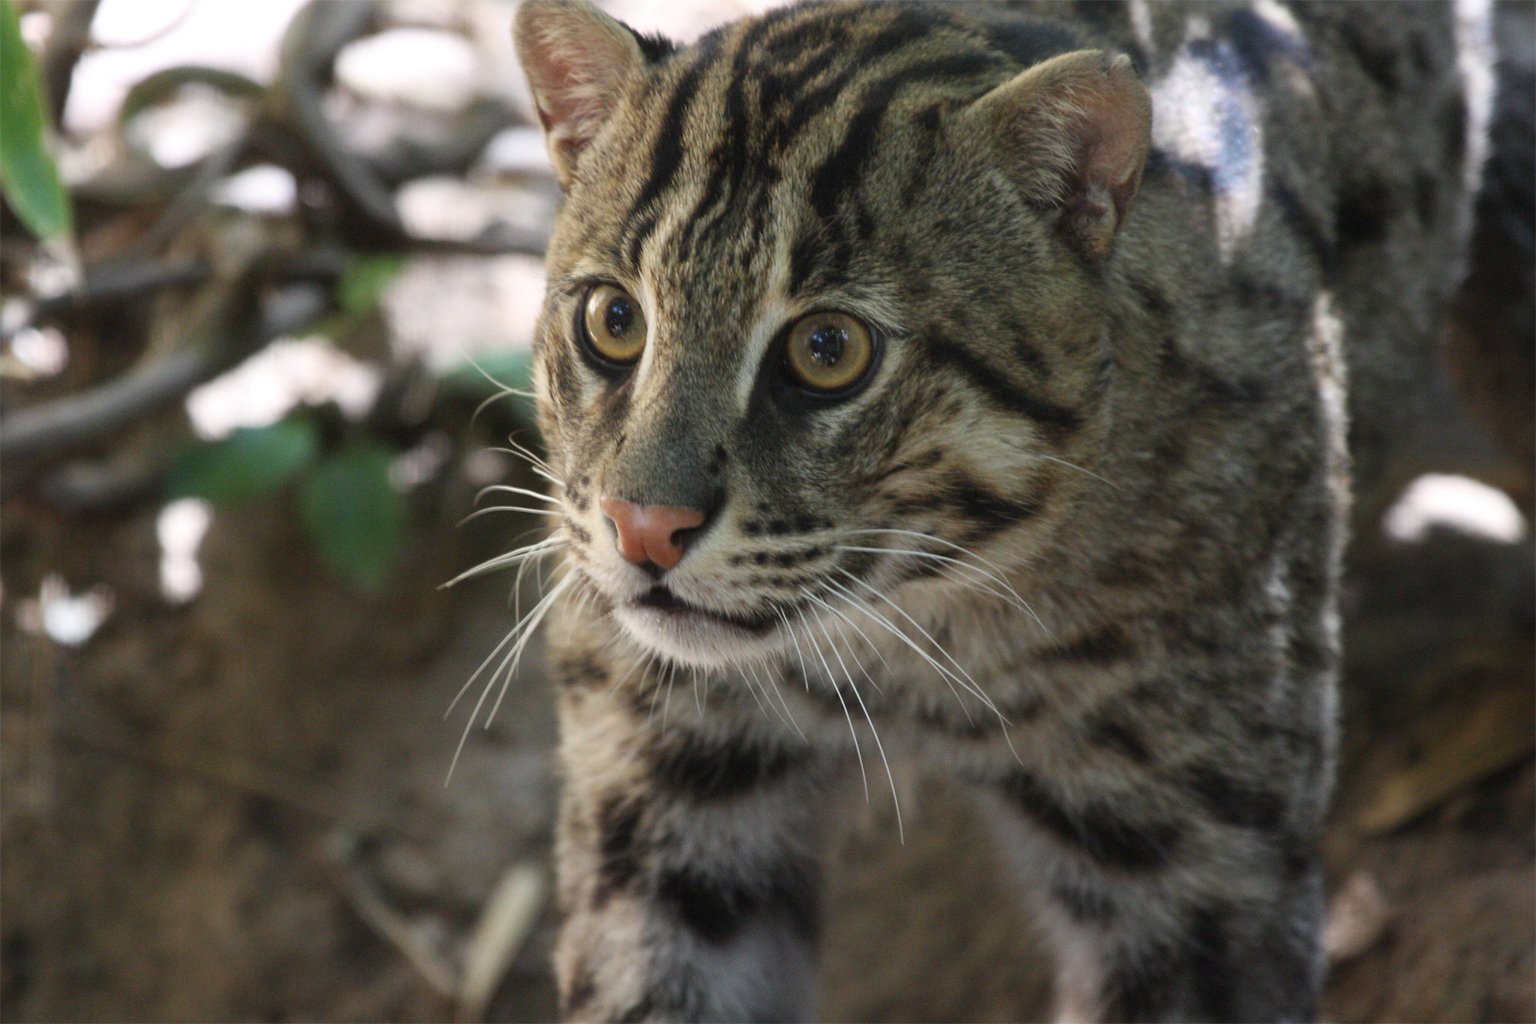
[805,593,903,843]
[490,447,563,489]
[475,484,565,508]
[747,657,804,737]
[607,649,654,701]
[445,572,574,782]
[485,571,575,724]
[1011,448,1120,489]
[834,545,1030,614]
[762,661,807,740]
[441,534,566,589]
[661,661,678,728]
[825,574,986,718]
[843,528,1050,636]
[464,353,537,401]
[503,436,557,474]
[834,572,1025,767]
[459,505,560,525]
[471,389,521,428]
[776,607,813,693]
[647,659,672,726]
[802,592,885,693]
[796,605,868,802]
[738,660,775,723]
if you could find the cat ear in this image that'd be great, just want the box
[513,0,668,187]
[963,50,1152,261]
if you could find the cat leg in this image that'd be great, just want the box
[978,779,1325,1023]
[1032,843,1325,1023]
[973,679,1330,1024]
[552,661,833,1023]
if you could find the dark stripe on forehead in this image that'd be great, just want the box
[752,5,881,105]
[807,52,1008,227]
[619,38,722,267]
[620,5,867,271]
[759,6,861,70]
[790,52,1010,292]
[676,13,785,261]
[767,7,948,152]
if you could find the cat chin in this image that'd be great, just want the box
[611,604,783,669]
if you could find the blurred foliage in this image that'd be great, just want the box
[299,440,403,591]
[1,0,549,534]
[169,418,404,590]
[158,247,532,591]
[335,252,408,317]
[168,419,321,504]
[0,0,73,238]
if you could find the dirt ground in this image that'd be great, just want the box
[2,0,1530,1019]
[2,375,1533,1024]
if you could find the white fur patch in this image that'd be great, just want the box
[1306,291,1350,528]
[1454,0,1496,250]
[1307,291,1350,663]
[1150,30,1265,260]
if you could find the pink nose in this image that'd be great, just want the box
[599,497,706,571]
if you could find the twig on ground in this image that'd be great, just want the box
[329,830,461,1000]
[457,862,550,1023]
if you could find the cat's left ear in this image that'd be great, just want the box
[514,0,670,188]
[963,50,1152,261]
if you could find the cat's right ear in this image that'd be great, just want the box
[514,0,669,188]
[962,50,1152,261]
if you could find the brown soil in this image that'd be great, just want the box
[4,436,1531,1023]
[5,1,1531,1020]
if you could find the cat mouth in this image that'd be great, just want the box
[629,585,780,635]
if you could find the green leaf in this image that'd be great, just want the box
[336,253,407,315]
[0,0,73,239]
[167,419,320,504]
[299,442,404,591]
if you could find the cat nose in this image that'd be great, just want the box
[599,497,707,572]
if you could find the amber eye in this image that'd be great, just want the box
[784,312,876,393]
[581,284,647,365]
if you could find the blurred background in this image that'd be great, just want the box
[0,1,1531,1021]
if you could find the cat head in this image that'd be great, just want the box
[513,0,1150,667]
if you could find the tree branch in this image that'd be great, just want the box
[1,278,330,467]
[367,98,520,187]
[39,0,100,129]
[5,257,213,340]
[269,1,546,256]
[274,1,402,238]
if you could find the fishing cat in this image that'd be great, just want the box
[505,1,1497,1019]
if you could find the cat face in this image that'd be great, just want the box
[518,1,1149,667]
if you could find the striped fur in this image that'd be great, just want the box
[511,2,1496,1020]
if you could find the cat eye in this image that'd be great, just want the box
[782,312,876,394]
[581,284,647,365]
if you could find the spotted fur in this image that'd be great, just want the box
[509,2,1501,1020]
